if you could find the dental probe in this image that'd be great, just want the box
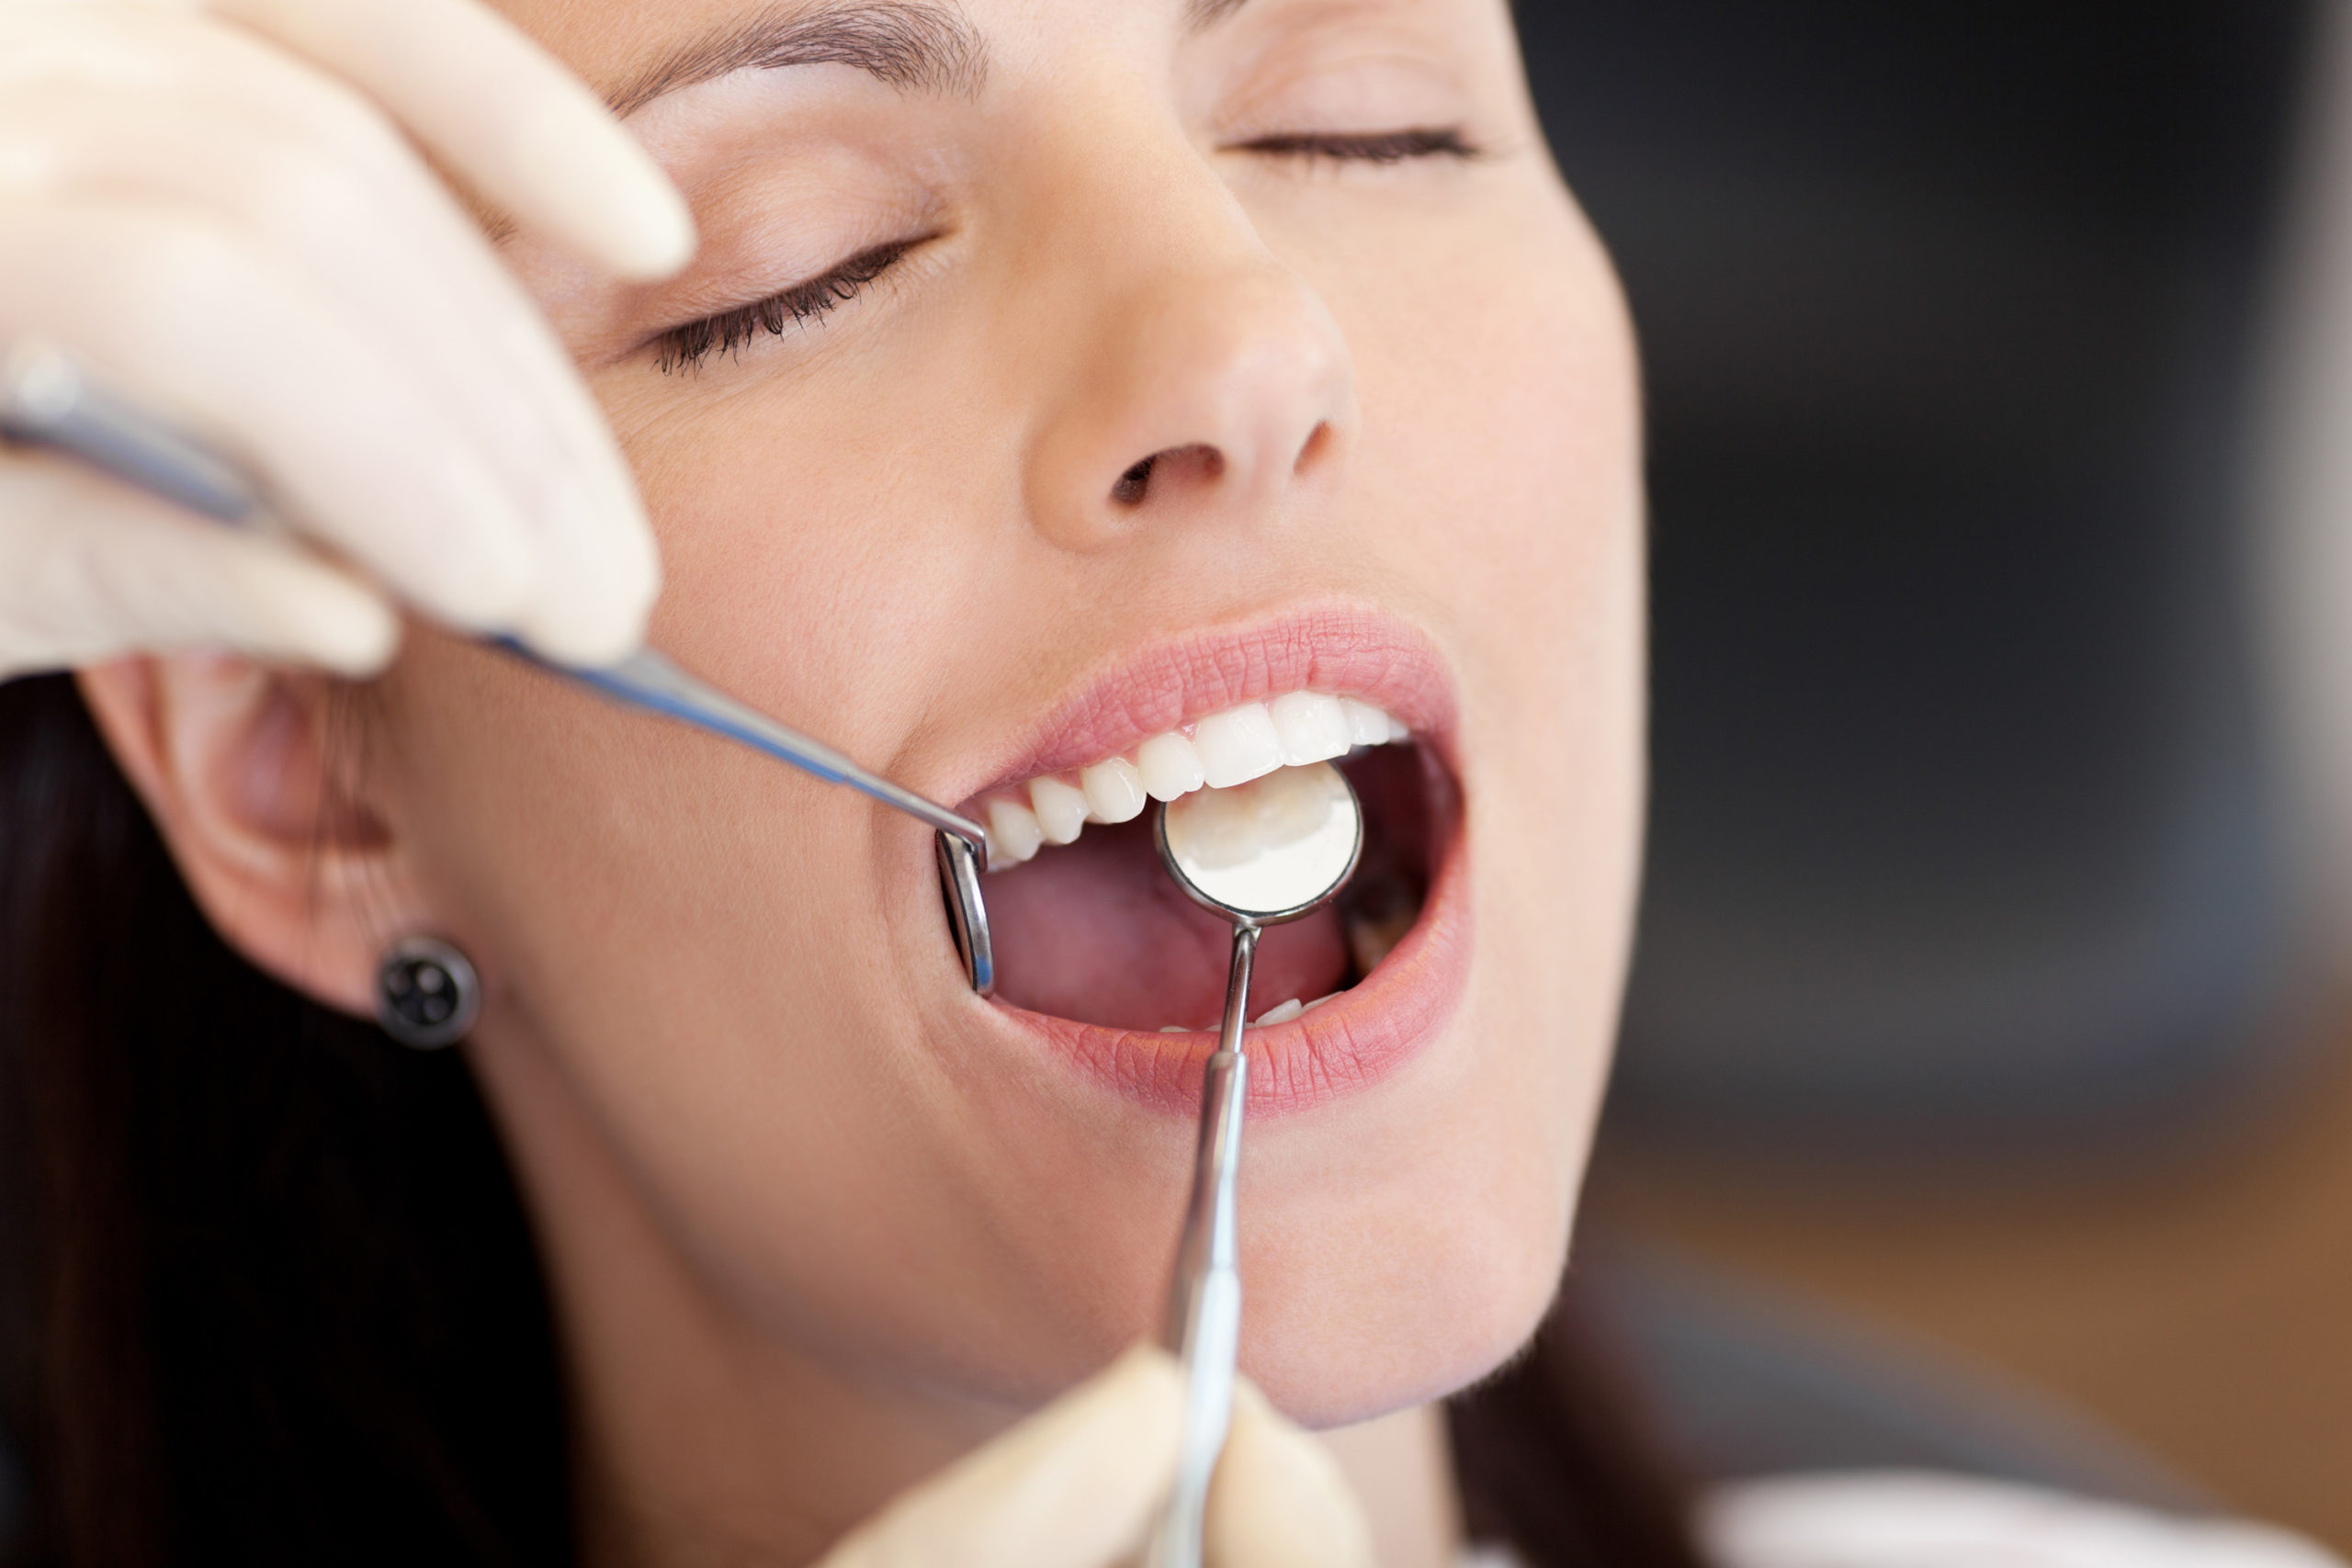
[1148,761,1364,1568]
[0,339,998,995]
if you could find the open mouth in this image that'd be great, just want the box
[966,691,1456,1036]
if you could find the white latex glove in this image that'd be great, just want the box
[819,1346,1375,1568]
[0,0,695,679]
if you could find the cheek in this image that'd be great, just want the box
[372,413,1184,1409]
[1215,196,1642,1421]
[368,635,990,1354]
[616,389,932,729]
[596,299,1035,768]
[1341,180,1645,985]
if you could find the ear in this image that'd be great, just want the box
[76,654,428,1020]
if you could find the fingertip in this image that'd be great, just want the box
[1111,1340,1184,1382]
[298,592,402,676]
[827,1344,1190,1568]
[510,519,658,668]
[1102,1343,1186,1422]
[406,477,543,631]
[512,600,644,669]
[237,554,403,676]
[227,0,701,282]
[1210,1381,1376,1568]
[602,164,697,281]
[512,97,697,281]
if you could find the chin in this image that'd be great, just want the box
[1239,1149,1581,1430]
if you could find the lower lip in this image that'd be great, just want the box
[986,829,1472,1118]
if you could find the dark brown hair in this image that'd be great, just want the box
[0,671,1703,1568]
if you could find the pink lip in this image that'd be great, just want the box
[941,603,1461,804]
[942,604,1471,1117]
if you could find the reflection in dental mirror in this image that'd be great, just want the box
[1158,761,1363,926]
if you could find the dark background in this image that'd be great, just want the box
[1515,0,2319,1150]
[1510,2,2352,1547]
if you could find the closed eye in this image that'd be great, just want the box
[1232,127,1481,164]
[656,236,926,375]
[650,129,1470,374]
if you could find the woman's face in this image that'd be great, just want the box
[382,0,1641,1436]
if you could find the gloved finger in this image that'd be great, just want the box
[0,73,657,661]
[818,1345,1185,1568]
[0,204,582,649]
[197,0,694,280]
[0,10,647,539]
[1205,1380,1375,1568]
[0,455,397,679]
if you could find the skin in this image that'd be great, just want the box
[80,0,1645,1562]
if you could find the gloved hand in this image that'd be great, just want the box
[818,1346,1376,1568]
[0,0,693,680]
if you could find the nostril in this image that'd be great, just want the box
[1112,456,1157,508]
[1295,421,1338,476]
[1109,445,1226,509]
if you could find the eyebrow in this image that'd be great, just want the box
[607,1,989,117]
[1186,0,1253,25]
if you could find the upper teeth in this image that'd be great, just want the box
[979,692,1408,869]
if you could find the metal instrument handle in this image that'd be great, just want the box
[1,342,258,524]
[543,645,988,856]
[1147,921,1258,1568]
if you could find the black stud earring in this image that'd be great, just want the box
[375,937,481,1051]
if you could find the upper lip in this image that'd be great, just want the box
[941,603,1460,806]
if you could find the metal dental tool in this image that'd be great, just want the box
[0,340,996,994]
[1146,761,1364,1568]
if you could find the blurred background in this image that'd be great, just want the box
[1514,0,2352,1547]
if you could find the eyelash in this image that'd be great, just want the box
[652,126,1476,374]
[1235,126,1481,164]
[656,237,921,374]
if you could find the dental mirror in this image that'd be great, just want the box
[1145,761,1363,1568]
[1157,760,1365,928]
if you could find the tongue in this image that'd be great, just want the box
[983,815,1349,1031]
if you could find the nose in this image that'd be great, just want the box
[1021,138,1359,549]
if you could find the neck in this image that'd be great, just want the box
[475,1020,1466,1567]
[471,1023,1020,1566]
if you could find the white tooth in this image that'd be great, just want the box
[1253,998,1305,1027]
[1271,692,1351,766]
[1304,993,1341,1012]
[984,797,1044,865]
[1341,699,1394,748]
[1137,732,1206,801]
[1193,704,1283,788]
[1028,776,1090,845]
[1160,1025,1189,1034]
[1388,716,1413,743]
[1080,757,1148,823]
